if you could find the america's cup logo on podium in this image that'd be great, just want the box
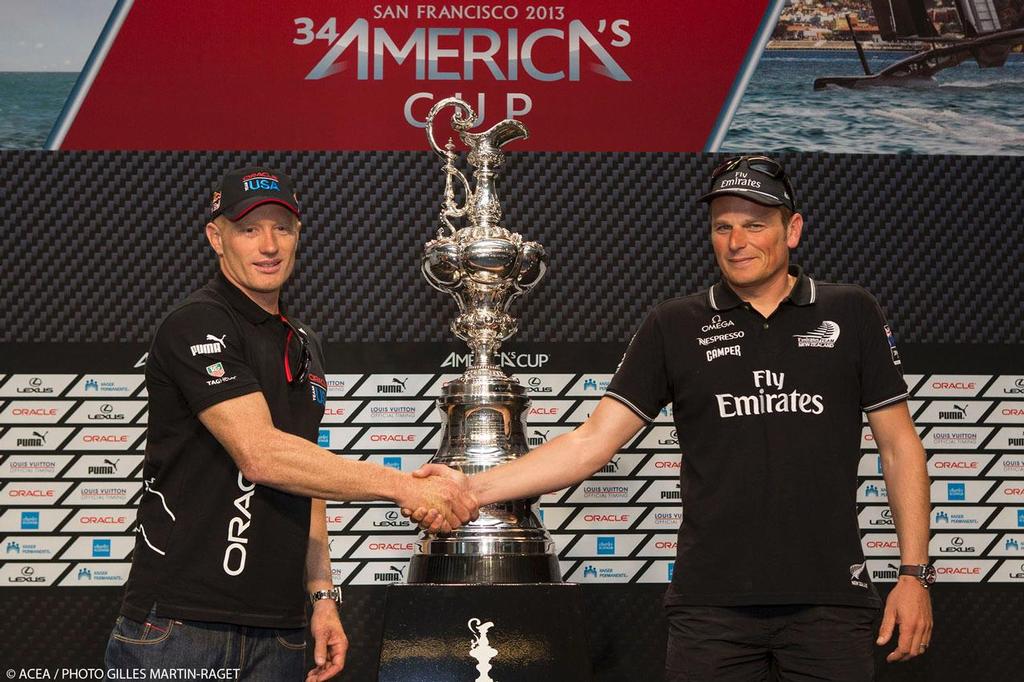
[468,617,498,682]
[407,96,562,584]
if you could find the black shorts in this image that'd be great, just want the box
[665,604,879,682]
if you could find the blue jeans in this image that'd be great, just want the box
[104,609,306,681]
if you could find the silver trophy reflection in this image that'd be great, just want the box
[407,97,561,583]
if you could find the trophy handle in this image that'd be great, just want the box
[426,97,476,158]
[427,98,477,234]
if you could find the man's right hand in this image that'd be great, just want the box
[397,467,478,533]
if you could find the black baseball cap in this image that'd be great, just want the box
[699,156,796,211]
[208,166,300,221]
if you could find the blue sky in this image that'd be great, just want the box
[0,0,115,71]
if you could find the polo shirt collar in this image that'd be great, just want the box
[707,265,816,311]
[211,270,280,324]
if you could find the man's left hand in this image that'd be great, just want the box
[876,577,933,663]
[307,599,348,681]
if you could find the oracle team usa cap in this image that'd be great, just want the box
[208,166,300,221]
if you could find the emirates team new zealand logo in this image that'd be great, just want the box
[793,321,840,348]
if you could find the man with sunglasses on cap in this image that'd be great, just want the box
[409,156,933,680]
[106,167,478,681]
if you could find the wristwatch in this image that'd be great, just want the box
[309,587,343,608]
[898,563,936,588]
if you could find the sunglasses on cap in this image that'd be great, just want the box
[280,315,311,385]
[711,155,797,208]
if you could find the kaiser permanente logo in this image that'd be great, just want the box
[716,370,824,419]
[793,321,840,348]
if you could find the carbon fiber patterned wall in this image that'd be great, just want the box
[3,152,1024,682]
[1,152,1021,344]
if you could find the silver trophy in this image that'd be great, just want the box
[407,97,561,584]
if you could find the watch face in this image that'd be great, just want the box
[923,564,937,585]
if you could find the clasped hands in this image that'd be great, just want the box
[398,463,479,532]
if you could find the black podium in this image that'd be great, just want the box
[377,583,593,681]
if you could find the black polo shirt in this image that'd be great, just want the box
[121,271,327,628]
[607,266,908,608]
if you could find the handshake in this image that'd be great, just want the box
[396,463,480,533]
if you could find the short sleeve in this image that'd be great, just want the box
[605,306,672,421]
[857,289,909,412]
[149,303,261,415]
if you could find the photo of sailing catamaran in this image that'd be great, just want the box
[814,0,1024,88]
[721,0,1024,154]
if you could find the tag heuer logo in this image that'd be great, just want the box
[206,362,225,378]
[794,321,840,348]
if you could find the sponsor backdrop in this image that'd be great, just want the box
[1,151,1023,680]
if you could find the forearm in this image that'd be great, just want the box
[245,428,410,504]
[305,499,333,593]
[471,425,615,506]
[881,441,931,564]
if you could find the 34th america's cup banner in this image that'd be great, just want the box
[51,0,778,151]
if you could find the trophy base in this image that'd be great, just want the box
[378,583,592,681]
[407,552,562,584]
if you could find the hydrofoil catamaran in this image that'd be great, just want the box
[813,0,1024,89]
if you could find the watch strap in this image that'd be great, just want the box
[898,563,936,587]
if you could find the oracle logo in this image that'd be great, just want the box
[83,435,128,443]
[368,434,416,442]
[1003,487,1024,496]
[654,461,681,469]
[866,540,898,548]
[10,408,57,416]
[931,382,976,390]
[1002,408,1024,417]
[367,542,414,551]
[583,514,629,522]
[529,407,560,415]
[934,461,978,469]
[864,434,875,442]
[325,408,347,416]
[79,515,126,524]
[654,541,677,549]
[325,515,345,524]
[936,566,980,575]
[9,489,54,497]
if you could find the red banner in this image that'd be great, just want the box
[57,0,775,151]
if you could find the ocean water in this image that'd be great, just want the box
[0,72,78,149]
[722,50,1024,155]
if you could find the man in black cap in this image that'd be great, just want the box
[105,167,478,681]
[411,156,933,680]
